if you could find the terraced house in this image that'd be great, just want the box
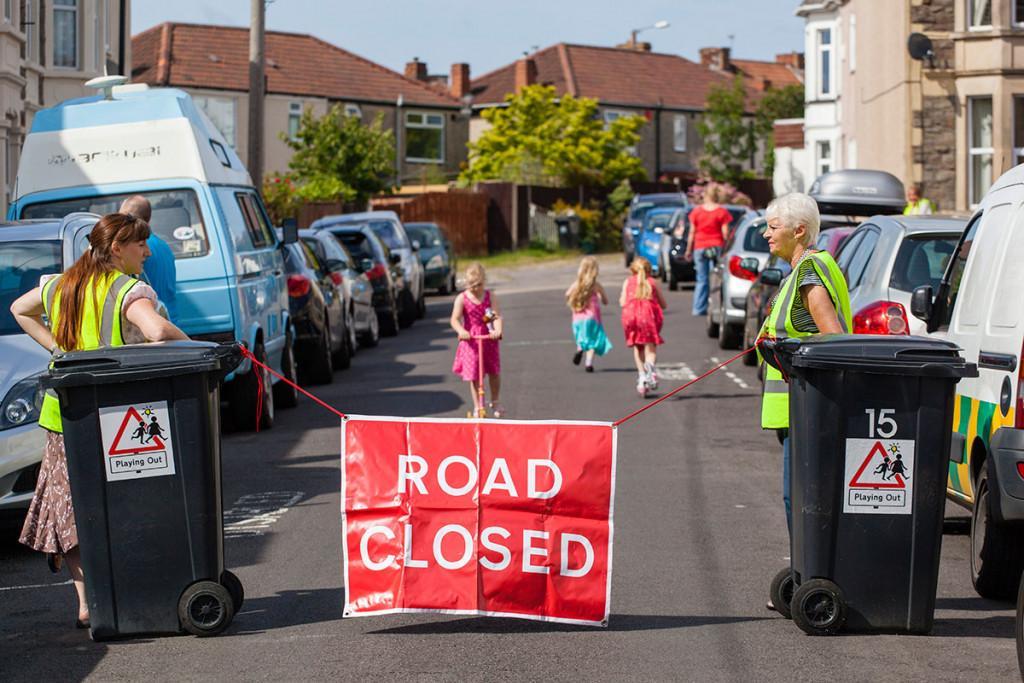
[131,22,469,186]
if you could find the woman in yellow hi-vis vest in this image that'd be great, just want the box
[758,194,852,610]
[9,213,188,628]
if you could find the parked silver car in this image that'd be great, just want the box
[706,213,770,349]
[835,215,965,336]
[0,215,100,513]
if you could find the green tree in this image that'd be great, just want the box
[697,75,756,185]
[460,85,647,187]
[754,84,805,178]
[283,105,396,204]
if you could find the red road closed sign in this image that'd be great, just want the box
[341,416,617,626]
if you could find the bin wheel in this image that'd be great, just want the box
[769,567,796,620]
[221,570,245,613]
[791,579,846,636]
[178,581,235,637]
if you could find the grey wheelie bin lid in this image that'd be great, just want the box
[43,341,243,388]
[770,335,978,379]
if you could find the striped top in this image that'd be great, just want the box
[783,253,825,334]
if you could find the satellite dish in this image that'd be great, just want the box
[907,33,934,61]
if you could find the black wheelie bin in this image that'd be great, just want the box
[43,341,243,640]
[762,335,976,636]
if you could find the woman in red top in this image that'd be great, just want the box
[684,184,733,317]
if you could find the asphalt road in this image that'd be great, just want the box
[1,255,1019,681]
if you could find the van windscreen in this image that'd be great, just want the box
[21,189,209,259]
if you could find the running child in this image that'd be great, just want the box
[565,256,612,372]
[450,263,504,416]
[620,257,666,397]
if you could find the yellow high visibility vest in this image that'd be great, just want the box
[38,271,140,432]
[759,251,852,429]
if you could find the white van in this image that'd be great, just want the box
[912,166,1024,600]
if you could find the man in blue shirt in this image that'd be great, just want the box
[119,195,178,323]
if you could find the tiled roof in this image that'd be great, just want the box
[731,59,804,90]
[131,22,458,107]
[470,44,738,111]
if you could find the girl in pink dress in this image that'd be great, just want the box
[620,257,667,397]
[450,263,504,416]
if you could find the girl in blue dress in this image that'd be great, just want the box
[565,256,613,372]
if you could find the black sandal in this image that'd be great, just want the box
[47,553,63,574]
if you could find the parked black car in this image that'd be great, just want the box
[281,241,351,384]
[300,230,379,349]
[405,221,457,295]
[319,225,403,337]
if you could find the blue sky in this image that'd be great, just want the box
[132,0,805,78]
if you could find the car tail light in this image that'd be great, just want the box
[365,264,387,281]
[287,275,311,297]
[330,272,344,286]
[1016,337,1024,429]
[1017,461,1024,479]
[853,301,910,335]
[728,255,758,281]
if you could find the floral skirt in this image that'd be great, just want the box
[20,430,78,554]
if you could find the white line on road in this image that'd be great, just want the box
[655,363,697,381]
[224,491,304,539]
[0,579,72,592]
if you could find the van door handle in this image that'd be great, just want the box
[978,350,1017,372]
[273,269,282,277]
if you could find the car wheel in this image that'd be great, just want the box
[361,307,381,347]
[347,307,359,357]
[272,332,299,409]
[229,340,274,431]
[301,323,334,385]
[333,313,352,370]
[439,275,450,296]
[398,290,416,328]
[379,297,399,337]
[718,315,742,350]
[1016,575,1024,675]
[416,292,427,319]
[742,318,759,366]
[669,269,679,292]
[705,304,720,338]
[971,461,1024,600]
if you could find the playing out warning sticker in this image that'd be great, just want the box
[843,438,915,515]
[98,401,176,482]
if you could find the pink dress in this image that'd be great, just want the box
[621,276,664,346]
[452,290,501,381]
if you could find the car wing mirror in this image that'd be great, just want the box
[759,268,783,286]
[281,222,298,245]
[910,284,933,323]
[740,257,760,275]
[389,253,402,265]
[359,258,375,273]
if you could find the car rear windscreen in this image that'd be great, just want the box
[0,240,61,336]
[335,232,374,262]
[367,220,408,250]
[889,234,959,292]
[21,189,210,259]
[743,223,770,253]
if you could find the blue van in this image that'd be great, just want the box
[8,83,297,430]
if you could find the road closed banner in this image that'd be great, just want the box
[341,416,617,626]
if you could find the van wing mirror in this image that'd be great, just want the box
[910,285,933,323]
[759,268,783,286]
[281,222,298,245]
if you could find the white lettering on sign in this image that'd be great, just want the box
[98,401,176,482]
[397,454,563,499]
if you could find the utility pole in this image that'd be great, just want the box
[248,0,266,190]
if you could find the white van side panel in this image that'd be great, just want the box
[991,202,1024,331]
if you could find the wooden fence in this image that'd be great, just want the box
[371,191,489,255]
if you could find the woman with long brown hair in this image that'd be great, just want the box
[9,212,188,628]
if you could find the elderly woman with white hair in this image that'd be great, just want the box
[758,193,852,610]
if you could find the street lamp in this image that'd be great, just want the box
[630,20,670,47]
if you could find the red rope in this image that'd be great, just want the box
[239,346,348,424]
[611,347,755,427]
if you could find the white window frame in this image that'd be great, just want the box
[404,110,445,163]
[848,15,856,73]
[4,0,11,22]
[288,102,302,141]
[603,109,630,125]
[1015,96,1024,166]
[52,0,79,69]
[93,0,107,71]
[969,0,993,30]
[672,114,687,152]
[968,96,994,208]
[816,139,833,176]
[816,27,834,99]
[343,103,362,118]
[23,0,35,62]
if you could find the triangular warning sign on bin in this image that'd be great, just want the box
[107,406,167,456]
[848,441,905,489]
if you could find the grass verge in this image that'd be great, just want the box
[467,247,582,271]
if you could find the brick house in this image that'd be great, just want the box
[467,43,803,183]
[131,22,468,186]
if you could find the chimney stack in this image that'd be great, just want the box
[775,52,805,70]
[450,63,470,99]
[405,58,428,81]
[699,47,732,72]
[514,57,537,94]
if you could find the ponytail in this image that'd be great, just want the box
[629,257,652,301]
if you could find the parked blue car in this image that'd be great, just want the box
[8,84,298,430]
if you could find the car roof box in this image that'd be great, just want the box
[808,170,906,216]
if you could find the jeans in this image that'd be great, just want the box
[782,433,791,534]
[692,249,713,316]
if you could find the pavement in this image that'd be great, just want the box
[0,256,1019,681]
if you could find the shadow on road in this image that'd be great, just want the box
[366,613,769,635]
[935,596,1015,612]
[229,586,344,634]
[931,615,1016,638]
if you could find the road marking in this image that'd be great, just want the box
[710,356,750,390]
[655,363,697,381]
[0,579,72,592]
[224,491,304,539]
